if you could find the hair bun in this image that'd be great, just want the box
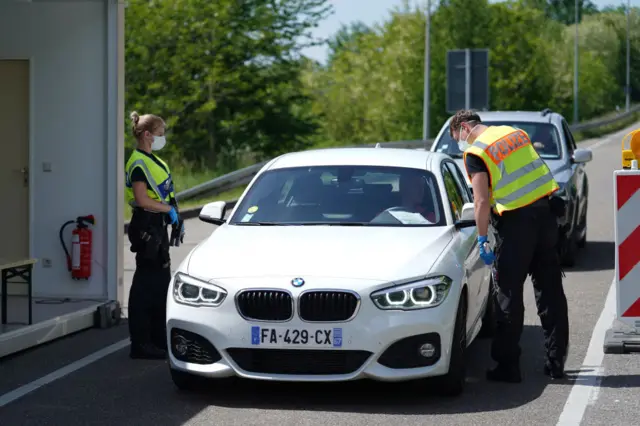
[130,111,140,125]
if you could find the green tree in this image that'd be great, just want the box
[326,21,373,64]
[308,0,627,147]
[599,10,640,104]
[523,0,599,24]
[125,0,332,172]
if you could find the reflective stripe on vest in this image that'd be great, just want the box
[463,125,559,215]
[125,151,175,207]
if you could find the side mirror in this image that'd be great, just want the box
[572,148,592,164]
[455,202,476,229]
[199,201,227,225]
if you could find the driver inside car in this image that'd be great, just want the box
[531,127,558,157]
[398,174,437,223]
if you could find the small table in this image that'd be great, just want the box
[0,258,37,326]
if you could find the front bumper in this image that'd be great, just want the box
[166,284,459,383]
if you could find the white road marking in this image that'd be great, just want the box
[587,136,617,151]
[0,338,130,408]
[556,278,617,426]
[586,124,638,151]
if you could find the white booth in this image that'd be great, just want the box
[0,0,125,357]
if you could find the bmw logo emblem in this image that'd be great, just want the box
[291,277,305,288]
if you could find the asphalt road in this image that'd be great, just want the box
[1,125,639,426]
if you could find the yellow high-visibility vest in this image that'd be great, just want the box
[124,150,175,207]
[463,125,559,215]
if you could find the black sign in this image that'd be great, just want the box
[446,49,490,113]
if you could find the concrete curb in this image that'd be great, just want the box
[123,199,239,234]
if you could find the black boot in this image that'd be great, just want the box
[543,358,565,379]
[130,342,167,360]
[486,363,522,383]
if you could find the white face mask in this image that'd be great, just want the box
[457,124,478,152]
[151,135,167,151]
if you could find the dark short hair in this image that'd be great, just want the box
[449,109,482,137]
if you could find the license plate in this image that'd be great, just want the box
[250,326,343,348]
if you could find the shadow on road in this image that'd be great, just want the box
[568,372,640,389]
[0,325,573,425]
[190,325,552,415]
[568,241,615,273]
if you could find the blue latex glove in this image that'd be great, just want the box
[478,235,496,265]
[167,206,179,225]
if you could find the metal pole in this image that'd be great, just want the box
[574,0,579,124]
[626,0,631,112]
[422,0,431,145]
[465,48,471,110]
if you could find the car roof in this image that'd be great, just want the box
[443,110,560,125]
[266,147,451,172]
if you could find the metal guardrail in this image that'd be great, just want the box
[172,138,433,204]
[172,139,434,206]
[122,105,640,232]
[172,105,640,206]
[570,104,640,132]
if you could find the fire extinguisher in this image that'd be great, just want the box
[59,215,95,280]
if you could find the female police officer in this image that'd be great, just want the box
[125,111,183,359]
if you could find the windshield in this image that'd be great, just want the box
[433,121,563,160]
[229,165,445,227]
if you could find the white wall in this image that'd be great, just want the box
[0,0,120,300]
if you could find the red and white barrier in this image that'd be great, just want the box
[614,167,640,324]
[605,161,640,353]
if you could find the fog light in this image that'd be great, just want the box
[419,343,436,358]
[173,335,189,356]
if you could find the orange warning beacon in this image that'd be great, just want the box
[622,129,640,168]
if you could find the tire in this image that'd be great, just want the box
[170,367,206,392]
[560,216,578,268]
[576,226,586,249]
[576,202,587,249]
[478,280,496,339]
[439,292,468,397]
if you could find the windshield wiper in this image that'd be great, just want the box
[232,221,372,226]
[298,222,370,226]
[232,221,281,226]
[448,153,463,158]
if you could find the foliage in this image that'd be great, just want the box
[523,0,599,25]
[123,0,640,188]
[308,0,640,145]
[125,0,332,173]
[326,21,373,64]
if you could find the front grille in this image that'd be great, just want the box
[226,348,372,375]
[236,290,293,321]
[298,291,359,322]
[170,328,222,365]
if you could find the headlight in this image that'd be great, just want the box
[172,272,227,307]
[370,275,452,310]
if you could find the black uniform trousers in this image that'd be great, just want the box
[127,209,171,350]
[490,197,569,366]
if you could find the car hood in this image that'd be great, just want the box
[452,157,571,187]
[186,225,454,282]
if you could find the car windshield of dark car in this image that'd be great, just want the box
[228,165,446,227]
[433,121,562,160]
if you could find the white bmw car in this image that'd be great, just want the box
[166,147,495,396]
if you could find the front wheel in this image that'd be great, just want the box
[478,281,496,339]
[438,293,468,396]
[576,200,587,249]
[560,223,577,267]
[170,367,207,392]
